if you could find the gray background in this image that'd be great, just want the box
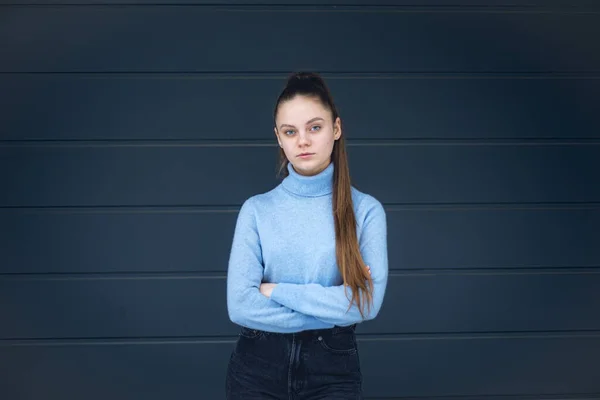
[1,1,600,399]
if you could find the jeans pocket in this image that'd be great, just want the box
[317,331,357,355]
[239,326,264,339]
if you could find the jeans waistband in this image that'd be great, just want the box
[242,324,356,339]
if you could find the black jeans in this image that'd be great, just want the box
[226,324,363,399]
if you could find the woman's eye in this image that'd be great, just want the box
[311,125,321,132]
[285,130,295,136]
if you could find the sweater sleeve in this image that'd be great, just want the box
[269,198,388,326]
[226,197,334,332]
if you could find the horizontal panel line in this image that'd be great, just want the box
[383,202,600,211]
[1,71,600,79]
[364,394,600,400]
[2,138,600,147]
[0,272,227,280]
[0,4,599,13]
[358,329,600,340]
[0,205,242,213]
[2,330,600,346]
[1,202,599,212]
[2,267,599,279]
[388,267,600,276]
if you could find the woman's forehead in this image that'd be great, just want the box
[277,96,330,124]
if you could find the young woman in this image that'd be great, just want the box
[225,72,389,399]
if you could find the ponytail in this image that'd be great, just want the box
[273,72,373,319]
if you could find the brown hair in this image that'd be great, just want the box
[273,72,373,319]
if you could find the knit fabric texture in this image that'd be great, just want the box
[226,161,388,332]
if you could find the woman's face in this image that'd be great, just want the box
[274,95,341,177]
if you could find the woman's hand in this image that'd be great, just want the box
[260,283,277,298]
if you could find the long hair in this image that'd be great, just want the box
[273,72,374,319]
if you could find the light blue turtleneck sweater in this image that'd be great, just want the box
[226,161,388,333]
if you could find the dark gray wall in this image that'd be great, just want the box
[1,1,600,399]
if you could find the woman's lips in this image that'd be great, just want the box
[298,153,314,159]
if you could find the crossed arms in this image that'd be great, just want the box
[226,197,388,332]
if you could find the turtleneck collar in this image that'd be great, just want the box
[281,161,334,197]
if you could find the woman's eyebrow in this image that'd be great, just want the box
[306,117,324,124]
[279,117,325,130]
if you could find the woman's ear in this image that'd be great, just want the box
[274,127,282,147]
[334,117,342,140]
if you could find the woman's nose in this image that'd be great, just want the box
[297,132,310,145]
